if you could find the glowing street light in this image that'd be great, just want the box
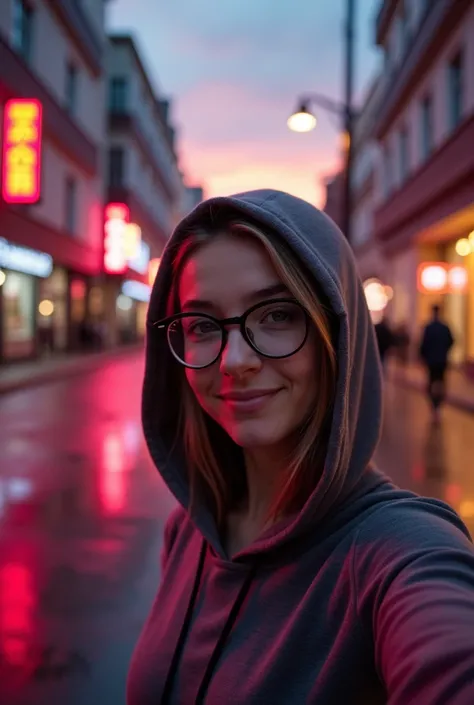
[287,103,317,133]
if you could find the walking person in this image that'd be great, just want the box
[129,190,474,705]
[419,304,454,423]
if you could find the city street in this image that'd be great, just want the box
[1,351,474,705]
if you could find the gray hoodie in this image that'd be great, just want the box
[128,190,474,705]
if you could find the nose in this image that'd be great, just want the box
[219,327,262,378]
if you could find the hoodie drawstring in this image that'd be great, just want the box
[160,539,257,705]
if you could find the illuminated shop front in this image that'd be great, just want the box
[0,238,52,360]
[417,234,474,368]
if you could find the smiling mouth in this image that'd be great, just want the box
[217,389,281,413]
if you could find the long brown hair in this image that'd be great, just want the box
[168,219,337,528]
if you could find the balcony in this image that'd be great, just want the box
[374,114,474,249]
[374,0,466,138]
[0,36,97,175]
[44,0,103,76]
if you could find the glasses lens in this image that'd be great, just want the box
[245,301,307,357]
[167,315,222,368]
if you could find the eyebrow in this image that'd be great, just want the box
[181,283,289,312]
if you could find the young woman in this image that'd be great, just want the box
[129,190,474,705]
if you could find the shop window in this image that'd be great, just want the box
[12,0,33,64]
[37,269,68,354]
[109,77,128,113]
[2,271,35,359]
[65,62,78,115]
[64,177,77,235]
[448,50,463,132]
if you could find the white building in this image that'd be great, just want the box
[0,0,109,361]
[353,0,474,368]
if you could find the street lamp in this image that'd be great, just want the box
[287,103,317,133]
[287,0,356,243]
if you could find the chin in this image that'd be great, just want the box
[220,416,289,450]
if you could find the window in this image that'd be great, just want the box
[65,177,77,234]
[12,0,33,63]
[399,127,409,183]
[65,62,78,114]
[108,147,125,188]
[448,51,463,131]
[420,95,433,161]
[109,77,128,112]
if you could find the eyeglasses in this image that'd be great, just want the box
[153,298,309,369]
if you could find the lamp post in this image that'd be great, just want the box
[287,0,356,243]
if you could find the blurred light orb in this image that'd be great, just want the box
[363,278,389,313]
[455,238,471,257]
[0,270,5,287]
[448,265,468,292]
[420,265,447,292]
[38,299,54,317]
[287,107,317,133]
[117,294,133,311]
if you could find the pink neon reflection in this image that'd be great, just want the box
[0,562,35,667]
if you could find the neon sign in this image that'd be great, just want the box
[103,203,144,275]
[104,202,129,274]
[417,262,468,294]
[0,238,52,277]
[1,99,43,204]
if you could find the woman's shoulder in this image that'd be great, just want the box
[352,495,473,590]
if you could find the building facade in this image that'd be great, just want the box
[0,0,111,362]
[105,34,185,343]
[353,0,474,368]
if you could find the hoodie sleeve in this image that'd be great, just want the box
[354,500,474,705]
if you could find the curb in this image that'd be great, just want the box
[389,371,474,415]
[0,344,144,397]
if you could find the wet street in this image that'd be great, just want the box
[1,351,474,705]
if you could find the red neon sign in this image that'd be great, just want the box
[1,98,42,204]
[104,202,130,274]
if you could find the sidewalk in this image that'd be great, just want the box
[0,343,144,396]
[389,361,474,414]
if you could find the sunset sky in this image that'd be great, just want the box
[107,0,382,208]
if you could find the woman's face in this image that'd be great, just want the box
[178,233,319,452]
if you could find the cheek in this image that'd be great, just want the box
[185,368,217,408]
[279,338,318,393]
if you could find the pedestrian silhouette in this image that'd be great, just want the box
[419,304,454,423]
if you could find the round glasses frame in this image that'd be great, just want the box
[152,297,310,370]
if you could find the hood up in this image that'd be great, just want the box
[142,189,385,559]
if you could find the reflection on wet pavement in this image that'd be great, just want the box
[0,353,175,705]
[376,379,474,537]
[0,354,473,704]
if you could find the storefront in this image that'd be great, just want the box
[414,235,474,369]
[0,238,53,362]
[116,279,150,343]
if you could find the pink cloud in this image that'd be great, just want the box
[174,81,343,207]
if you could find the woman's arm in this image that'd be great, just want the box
[355,499,474,704]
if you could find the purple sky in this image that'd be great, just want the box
[107,0,382,206]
